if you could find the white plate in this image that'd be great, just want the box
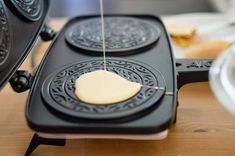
[162,13,235,58]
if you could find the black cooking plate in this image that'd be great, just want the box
[0,0,49,89]
[25,15,212,134]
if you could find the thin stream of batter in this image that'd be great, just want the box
[99,0,107,71]
[74,1,173,105]
[98,0,172,96]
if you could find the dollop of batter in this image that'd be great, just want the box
[75,70,141,105]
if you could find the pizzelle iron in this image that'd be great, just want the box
[0,1,212,156]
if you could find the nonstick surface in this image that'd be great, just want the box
[65,17,161,53]
[26,15,176,134]
[42,58,166,120]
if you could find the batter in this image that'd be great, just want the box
[75,70,141,105]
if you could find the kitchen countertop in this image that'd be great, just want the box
[0,18,235,156]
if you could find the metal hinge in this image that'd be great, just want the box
[9,70,34,93]
[40,24,57,41]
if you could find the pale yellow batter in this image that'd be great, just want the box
[75,70,141,105]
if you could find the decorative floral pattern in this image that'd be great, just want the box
[0,2,10,67]
[10,0,42,21]
[66,17,161,52]
[42,59,166,119]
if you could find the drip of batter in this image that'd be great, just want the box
[74,0,157,105]
[75,70,141,104]
[74,0,142,105]
[100,0,107,71]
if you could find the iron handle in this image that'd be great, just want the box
[176,59,213,89]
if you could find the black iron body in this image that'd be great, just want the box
[25,15,211,135]
[26,15,176,134]
[0,1,212,155]
[0,0,49,89]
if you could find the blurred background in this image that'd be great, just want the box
[49,0,233,17]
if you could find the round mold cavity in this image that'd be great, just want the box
[65,17,161,54]
[41,58,166,120]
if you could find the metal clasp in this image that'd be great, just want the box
[9,70,34,93]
